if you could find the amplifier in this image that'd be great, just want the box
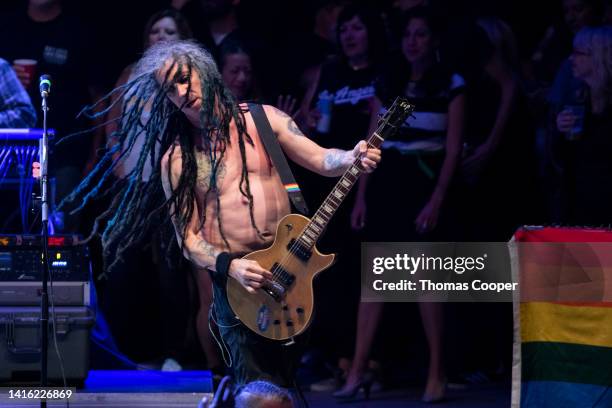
[0,235,90,282]
[0,235,91,306]
[0,281,90,306]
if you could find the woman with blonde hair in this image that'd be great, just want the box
[556,26,612,224]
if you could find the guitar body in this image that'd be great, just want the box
[226,214,335,341]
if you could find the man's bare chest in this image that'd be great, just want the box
[194,140,273,193]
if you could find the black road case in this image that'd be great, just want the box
[0,306,94,385]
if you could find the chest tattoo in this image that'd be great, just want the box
[195,150,226,191]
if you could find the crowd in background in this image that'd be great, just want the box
[1,0,612,402]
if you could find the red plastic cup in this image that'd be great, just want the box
[12,59,37,89]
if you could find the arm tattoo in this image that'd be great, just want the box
[287,119,305,137]
[197,239,218,259]
[271,105,305,137]
[323,149,349,173]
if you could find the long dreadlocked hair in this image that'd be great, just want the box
[60,40,262,273]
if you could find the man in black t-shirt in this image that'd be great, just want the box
[0,0,107,232]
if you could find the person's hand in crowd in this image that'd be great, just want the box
[556,109,577,133]
[12,64,33,89]
[461,142,494,183]
[276,94,300,118]
[228,258,273,294]
[415,195,442,234]
[351,196,367,231]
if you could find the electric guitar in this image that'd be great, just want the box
[227,97,415,341]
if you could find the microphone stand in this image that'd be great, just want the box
[39,91,50,408]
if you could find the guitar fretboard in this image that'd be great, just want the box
[296,128,389,249]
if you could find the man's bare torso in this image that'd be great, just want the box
[185,109,291,254]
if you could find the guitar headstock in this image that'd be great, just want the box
[380,97,415,128]
[374,97,415,143]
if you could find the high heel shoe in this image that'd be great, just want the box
[421,378,447,403]
[332,372,374,400]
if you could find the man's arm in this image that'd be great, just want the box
[263,105,380,176]
[160,144,220,270]
[0,60,36,128]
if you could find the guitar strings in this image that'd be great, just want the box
[271,148,370,285]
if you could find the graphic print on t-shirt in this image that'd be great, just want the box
[318,84,375,106]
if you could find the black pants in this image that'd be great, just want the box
[210,270,306,388]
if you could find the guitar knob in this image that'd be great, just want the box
[296,307,304,314]
[273,320,280,325]
[282,305,288,311]
[286,320,294,327]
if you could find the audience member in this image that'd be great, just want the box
[289,1,349,100]
[341,7,465,402]
[0,0,108,232]
[0,58,36,128]
[106,8,193,180]
[556,26,612,224]
[436,9,529,241]
[235,381,295,408]
[296,3,387,391]
[301,4,387,149]
[452,15,532,384]
[188,0,241,56]
[218,39,258,102]
[540,3,604,222]
[525,0,602,110]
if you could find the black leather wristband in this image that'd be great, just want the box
[215,252,233,276]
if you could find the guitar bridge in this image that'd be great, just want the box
[262,280,286,302]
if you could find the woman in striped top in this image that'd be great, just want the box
[337,7,465,402]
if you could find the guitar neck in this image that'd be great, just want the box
[297,124,390,249]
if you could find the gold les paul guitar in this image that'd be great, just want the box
[227,97,415,341]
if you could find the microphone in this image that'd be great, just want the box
[39,74,52,98]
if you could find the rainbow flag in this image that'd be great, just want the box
[284,183,300,193]
[511,227,612,408]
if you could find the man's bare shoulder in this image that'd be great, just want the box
[260,104,305,137]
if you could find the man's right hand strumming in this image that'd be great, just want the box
[228,259,274,294]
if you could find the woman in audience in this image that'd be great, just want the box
[296,3,388,393]
[105,9,192,146]
[218,39,258,102]
[525,0,602,112]
[300,3,386,149]
[556,26,612,224]
[342,7,465,402]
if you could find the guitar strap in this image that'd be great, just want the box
[248,103,309,215]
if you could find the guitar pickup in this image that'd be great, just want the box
[271,263,296,287]
[286,239,312,262]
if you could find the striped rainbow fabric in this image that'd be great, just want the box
[511,227,612,408]
[284,183,300,193]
